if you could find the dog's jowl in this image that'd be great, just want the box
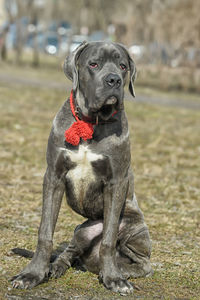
[11,42,152,294]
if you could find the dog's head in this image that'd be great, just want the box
[64,41,136,121]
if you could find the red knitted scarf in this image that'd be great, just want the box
[65,91,94,146]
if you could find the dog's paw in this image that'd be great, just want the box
[99,272,134,295]
[11,272,48,289]
[49,259,70,279]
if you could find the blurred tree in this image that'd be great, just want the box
[48,0,118,34]
[28,0,46,67]
[0,25,9,61]
[3,0,200,66]
[5,0,35,64]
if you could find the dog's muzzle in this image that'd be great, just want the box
[95,73,122,120]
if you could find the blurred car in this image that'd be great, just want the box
[45,33,59,55]
[89,30,109,42]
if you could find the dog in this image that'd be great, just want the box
[11,41,152,294]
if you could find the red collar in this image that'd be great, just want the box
[65,91,94,146]
[65,90,118,146]
[69,90,79,122]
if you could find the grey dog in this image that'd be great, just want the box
[11,41,152,294]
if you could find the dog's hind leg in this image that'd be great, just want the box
[49,219,103,278]
[72,199,152,280]
[50,175,152,281]
[50,203,152,281]
[116,193,152,279]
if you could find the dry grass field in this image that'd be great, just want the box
[0,66,200,299]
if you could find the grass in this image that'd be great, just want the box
[0,66,200,299]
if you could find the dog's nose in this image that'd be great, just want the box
[105,73,122,88]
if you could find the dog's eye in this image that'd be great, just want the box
[89,63,98,68]
[120,64,127,71]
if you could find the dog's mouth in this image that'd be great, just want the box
[98,96,118,120]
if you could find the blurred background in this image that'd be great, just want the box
[0,0,200,92]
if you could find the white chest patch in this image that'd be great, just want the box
[66,145,103,202]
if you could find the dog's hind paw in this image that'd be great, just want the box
[49,259,70,279]
[110,279,133,295]
[99,272,134,295]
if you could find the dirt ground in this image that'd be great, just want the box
[0,64,200,299]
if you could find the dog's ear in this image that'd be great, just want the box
[128,56,137,98]
[63,41,89,91]
[116,43,137,98]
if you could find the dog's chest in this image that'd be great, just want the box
[66,145,103,202]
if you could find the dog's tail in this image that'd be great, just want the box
[12,244,87,272]
[11,246,64,263]
[11,248,34,259]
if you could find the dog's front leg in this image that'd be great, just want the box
[99,180,134,295]
[12,166,65,289]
